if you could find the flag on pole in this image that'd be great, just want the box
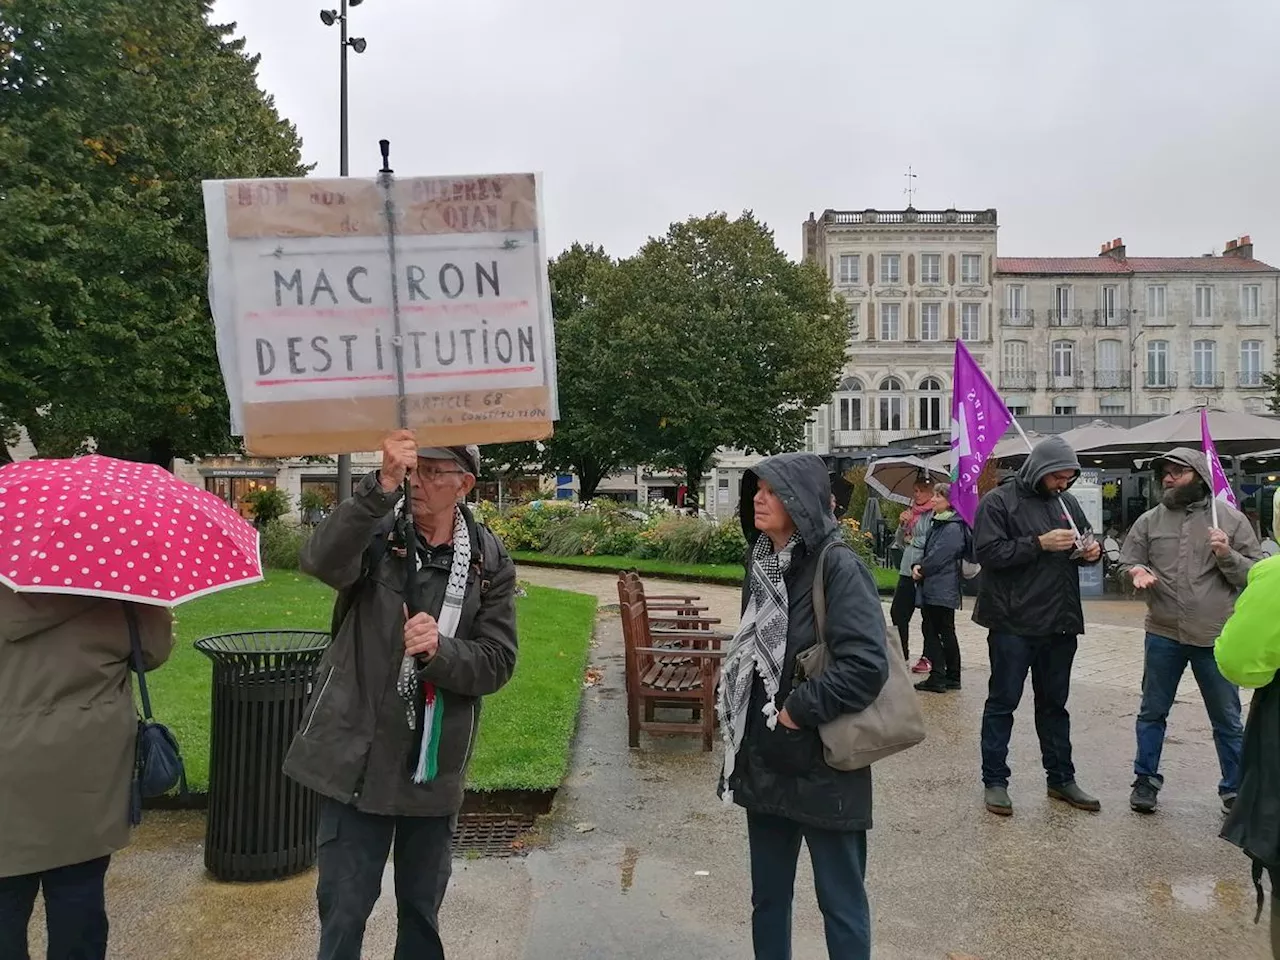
[1200,408,1238,523]
[950,340,1015,526]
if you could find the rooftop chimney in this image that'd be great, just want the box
[1100,236,1126,259]
[1223,235,1254,259]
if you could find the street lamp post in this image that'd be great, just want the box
[321,1,366,501]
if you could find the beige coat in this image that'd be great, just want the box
[0,588,173,877]
[1119,448,1262,647]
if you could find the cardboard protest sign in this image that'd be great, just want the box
[202,173,558,457]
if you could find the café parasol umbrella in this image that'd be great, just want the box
[865,456,949,505]
[0,454,263,606]
[1072,408,1280,458]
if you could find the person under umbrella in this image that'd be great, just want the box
[0,453,262,960]
[911,483,969,694]
[891,477,936,673]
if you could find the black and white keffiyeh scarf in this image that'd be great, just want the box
[396,504,471,783]
[716,531,802,802]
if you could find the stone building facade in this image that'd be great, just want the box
[803,211,1280,450]
[801,207,999,453]
[994,236,1279,417]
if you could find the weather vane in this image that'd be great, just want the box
[903,165,918,207]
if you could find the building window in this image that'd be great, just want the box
[921,254,941,284]
[1006,285,1025,321]
[1096,339,1123,388]
[846,304,860,342]
[1242,284,1261,321]
[836,376,863,431]
[1054,284,1072,321]
[1099,397,1127,416]
[1053,397,1077,416]
[1241,340,1264,386]
[838,254,860,285]
[1100,285,1117,324]
[1246,397,1267,415]
[205,476,278,521]
[1003,339,1027,371]
[1150,397,1170,414]
[879,303,901,341]
[961,303,981,342]
[1147,284,1167,321]
[1008,404,1030,417]
[920,303,941,341]
[878,377,904,431]
[1195,285,1214,323]
[961,254,981,284]
[1146,340,1170,387]
[1052,339,1075,380]
[1192,339,1218,387]
[881,254,901,284]
[918,376,944,432]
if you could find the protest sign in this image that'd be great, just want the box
[203,173,558,456]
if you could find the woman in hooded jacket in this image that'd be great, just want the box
[717,452,890,960]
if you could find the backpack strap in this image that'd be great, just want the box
[328,515,397,638]
[812,538,854,649]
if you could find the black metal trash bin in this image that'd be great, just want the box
[195,630,331,882]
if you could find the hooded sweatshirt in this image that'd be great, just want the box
[971,436,1098,637]
[1119,447,1261,647]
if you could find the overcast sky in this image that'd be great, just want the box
[211,0,1280,264]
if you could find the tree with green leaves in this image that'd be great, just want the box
[1263,355,1280,414]
[484,243,648,500]
[0,0,309,465]
[611,212,847,504]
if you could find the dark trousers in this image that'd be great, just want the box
[889,576,917,659]
[1134,633,1243,796]
[316,798,455,960]
[747,811,870,960]
[0,856,111,960]
[920,605,961,682]
[981,632,1078,789]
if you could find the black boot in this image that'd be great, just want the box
[914,674,950,693]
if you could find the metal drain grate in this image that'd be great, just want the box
[451,812,537,857]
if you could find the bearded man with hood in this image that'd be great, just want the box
[972,436,1102,817]
[718,453,889,960]
[1119,448,1262,815]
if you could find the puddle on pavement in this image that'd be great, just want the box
[1146,877,1247,913]
[619,846,639,892]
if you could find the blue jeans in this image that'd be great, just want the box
[1134,632,1243,796]
[981,632,1078,788]
[747,812,870,960]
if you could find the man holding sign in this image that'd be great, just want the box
[283,432,518,960]
[1119,448,1261,816]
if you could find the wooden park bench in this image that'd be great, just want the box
[618,589,731,752]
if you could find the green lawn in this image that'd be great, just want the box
[151,571,596,793]
[511,550,900,592]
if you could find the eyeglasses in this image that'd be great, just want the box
[415,467,467,483]
[1163,465,1193,478]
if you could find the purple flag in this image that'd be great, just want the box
[950,340,1014,526]
[1201,409,1238,515]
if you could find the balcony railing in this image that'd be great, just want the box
[999,308,1034,327]
[1047,309,1084,327]
[1144,372,1177,389]
[1094,370,1131,389]
[1189,371,1226,390]
[1238,370,1267,388]
[1093,309,1131,327]
[1000,370,1037,390]
[1049,370,1085,389]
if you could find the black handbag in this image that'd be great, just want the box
[125,603,187,825]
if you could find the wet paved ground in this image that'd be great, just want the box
[28,566,1270,959]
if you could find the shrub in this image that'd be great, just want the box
[243,487,293,526]
[260,519,311,570]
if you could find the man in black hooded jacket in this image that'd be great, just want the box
[972,436,1102,816]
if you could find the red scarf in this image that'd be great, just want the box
[901,500,932,537]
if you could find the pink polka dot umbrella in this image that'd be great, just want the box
[0,454,264,606]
